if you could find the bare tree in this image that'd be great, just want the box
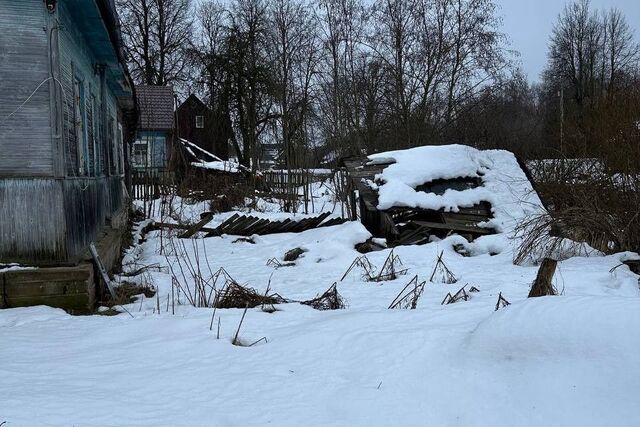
[117,0,193,86]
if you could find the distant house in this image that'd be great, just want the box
[177,94,229,161]
[0,0,136,310]
[134,85,175,172]
[260,142,280,170]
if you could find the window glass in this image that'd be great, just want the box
[196,115,204,128]
[133,139,149,168]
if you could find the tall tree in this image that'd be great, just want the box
[117,0,193,86]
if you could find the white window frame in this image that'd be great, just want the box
[132,138,150,169]
[195,115,204,128]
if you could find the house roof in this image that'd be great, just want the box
[177,94,211,112]
[136,85,175,130]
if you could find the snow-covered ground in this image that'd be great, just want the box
[2,219,639,426]
[2,153,640,426]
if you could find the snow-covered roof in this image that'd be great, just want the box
[367,144,544,233]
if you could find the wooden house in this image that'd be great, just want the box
[177,94,229,161]
[0,0,136,311]
[133,85,175,172]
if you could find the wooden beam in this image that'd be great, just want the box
[180,212,215,238]
[410,220,494,235]
[153,222,217,234]
[89,242,117,300]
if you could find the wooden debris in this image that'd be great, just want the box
[453,244,470,257]
[495,292,511,311]
[266,258,295,269]
[203,212,346,238]
[89,242,117,300]
[355,238,386,254]
[152,222,218,234]
[528,258,558,297]
[232,236,255,244]
[388,275,426,309]
[301,283,346,310]
[429,251,457,284]
[622,259,640,274]
[153,212,347,239]
[284,247,306,262]
[180,212,214,238]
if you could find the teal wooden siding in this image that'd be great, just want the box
[0,0,132,265]
[0,1,53,176]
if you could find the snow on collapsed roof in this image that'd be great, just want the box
[178,138,246,174]
[367,144,545,233]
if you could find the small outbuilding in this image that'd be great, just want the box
[343,144,540,246]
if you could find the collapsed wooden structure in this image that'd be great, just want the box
[155,211,348,238]
[342,156,496,246]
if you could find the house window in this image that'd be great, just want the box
[195,115,204,128]
[133,141,149,168]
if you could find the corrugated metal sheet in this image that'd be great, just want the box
[0,1,53,176]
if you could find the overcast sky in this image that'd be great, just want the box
[498,0,640,82]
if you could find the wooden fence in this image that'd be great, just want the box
[261,169,333,192]
[131,168,175,201]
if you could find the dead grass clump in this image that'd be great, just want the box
[341,250,408,282]
[301,283,346,310]
[494,292,510,311]
[341,255,376,281]
[441,284,476,305]
[374,250,408,281]
[513,213,597,265]
[216,282,289,309]
[388,275,426,309]
[232,337,269,347]
[429,251,457,284]
[102,281,156,306]
[266,258,296,268]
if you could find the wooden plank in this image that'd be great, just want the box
[180,212,215,238]
[244,218,269,235]
[215,213,240,232]
[2,276,90,298]
[3,293,91,311]
[153,222,217,234]
[440,212,491,223]
[89,242,117,300]
[410,220,494,235]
